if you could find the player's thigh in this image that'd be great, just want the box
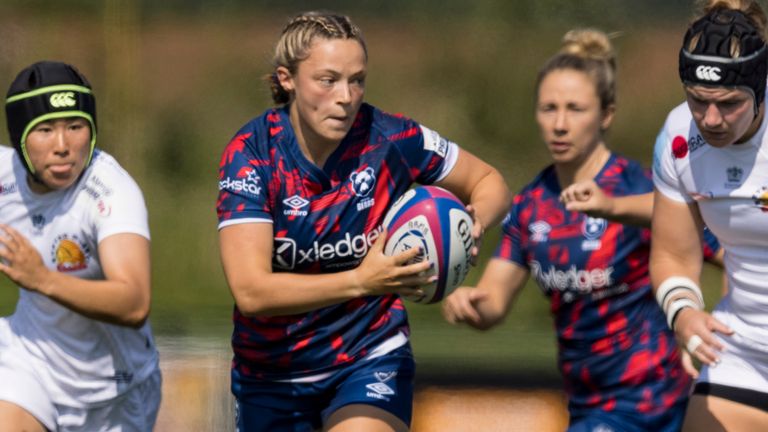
[0,351,57,431]
[0,401,47,432]
[324,345,414,429]
[59,370,162,432]
[683,394,768,432]
[325,404,408,432]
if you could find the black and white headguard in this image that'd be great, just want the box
[679,8,768,117]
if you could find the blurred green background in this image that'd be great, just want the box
[0,1,724,384]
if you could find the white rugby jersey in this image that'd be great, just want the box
[0,146,159,407]
[653,100,768,341]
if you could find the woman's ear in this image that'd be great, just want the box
[601,103,616,131]
[275,66,294,92]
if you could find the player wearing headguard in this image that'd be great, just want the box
[215,11,510,432]
[652,0,768,429]
[0,61,161,431]
[443,28,723,432]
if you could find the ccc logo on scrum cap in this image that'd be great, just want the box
[49,92,76,108]
[695,65,722,82]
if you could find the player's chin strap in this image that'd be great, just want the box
[678,8,768,118]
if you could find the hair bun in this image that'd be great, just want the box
[561,29,615,63]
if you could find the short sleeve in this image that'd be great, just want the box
[652,127,692,203]
[393,121,458,185]
[493,196,528,268]
[217,132,272,229]
[88,160,150,243]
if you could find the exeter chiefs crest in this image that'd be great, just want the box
[50,234,91,272]
[753,186,768,212]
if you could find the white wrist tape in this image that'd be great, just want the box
[656,276,704,311]
[666,297,702,329]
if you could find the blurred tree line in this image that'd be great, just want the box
[0,1,726,376]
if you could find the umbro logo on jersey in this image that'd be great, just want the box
[49,92,77,108]
[695,65,721,82]
[529,221,551,242]
[283,195,309,217]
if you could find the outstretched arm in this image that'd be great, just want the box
[0,224,151,328]
[560,180,652,227]
[442,258,529,330]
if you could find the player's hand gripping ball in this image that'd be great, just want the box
[382,186,474,304]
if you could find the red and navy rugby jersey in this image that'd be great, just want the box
[217,103,455,380]
[496,154,693,415]
[498,154,657,347]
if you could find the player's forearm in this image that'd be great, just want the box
[471,301,509,330]
[470,260,528,330]
[650,192,705,287]
[604,193,653,227]
[468,170,511,229]
[650,254,702,289]
[230,269,365,317]
[35,271,150,328]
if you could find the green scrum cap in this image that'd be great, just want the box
[5,61,97,178]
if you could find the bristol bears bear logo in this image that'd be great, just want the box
[582,217,607,240]
[350,167,376,197]
[350,167,376,211]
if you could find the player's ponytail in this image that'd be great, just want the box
[536,28,617,111]
[264,11,367,105]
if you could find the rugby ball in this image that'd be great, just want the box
[382,186,474,304]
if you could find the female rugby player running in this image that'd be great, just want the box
[444,28,719,432]
[216,11,510,432]
[0,61,161,431]
[652,0,768,429]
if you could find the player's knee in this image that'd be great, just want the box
[325,404,409,432]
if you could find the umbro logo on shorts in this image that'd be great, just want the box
[49,92,77,108]
[695,65,722,82]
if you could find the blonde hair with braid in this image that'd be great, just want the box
[266,11,367,105]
